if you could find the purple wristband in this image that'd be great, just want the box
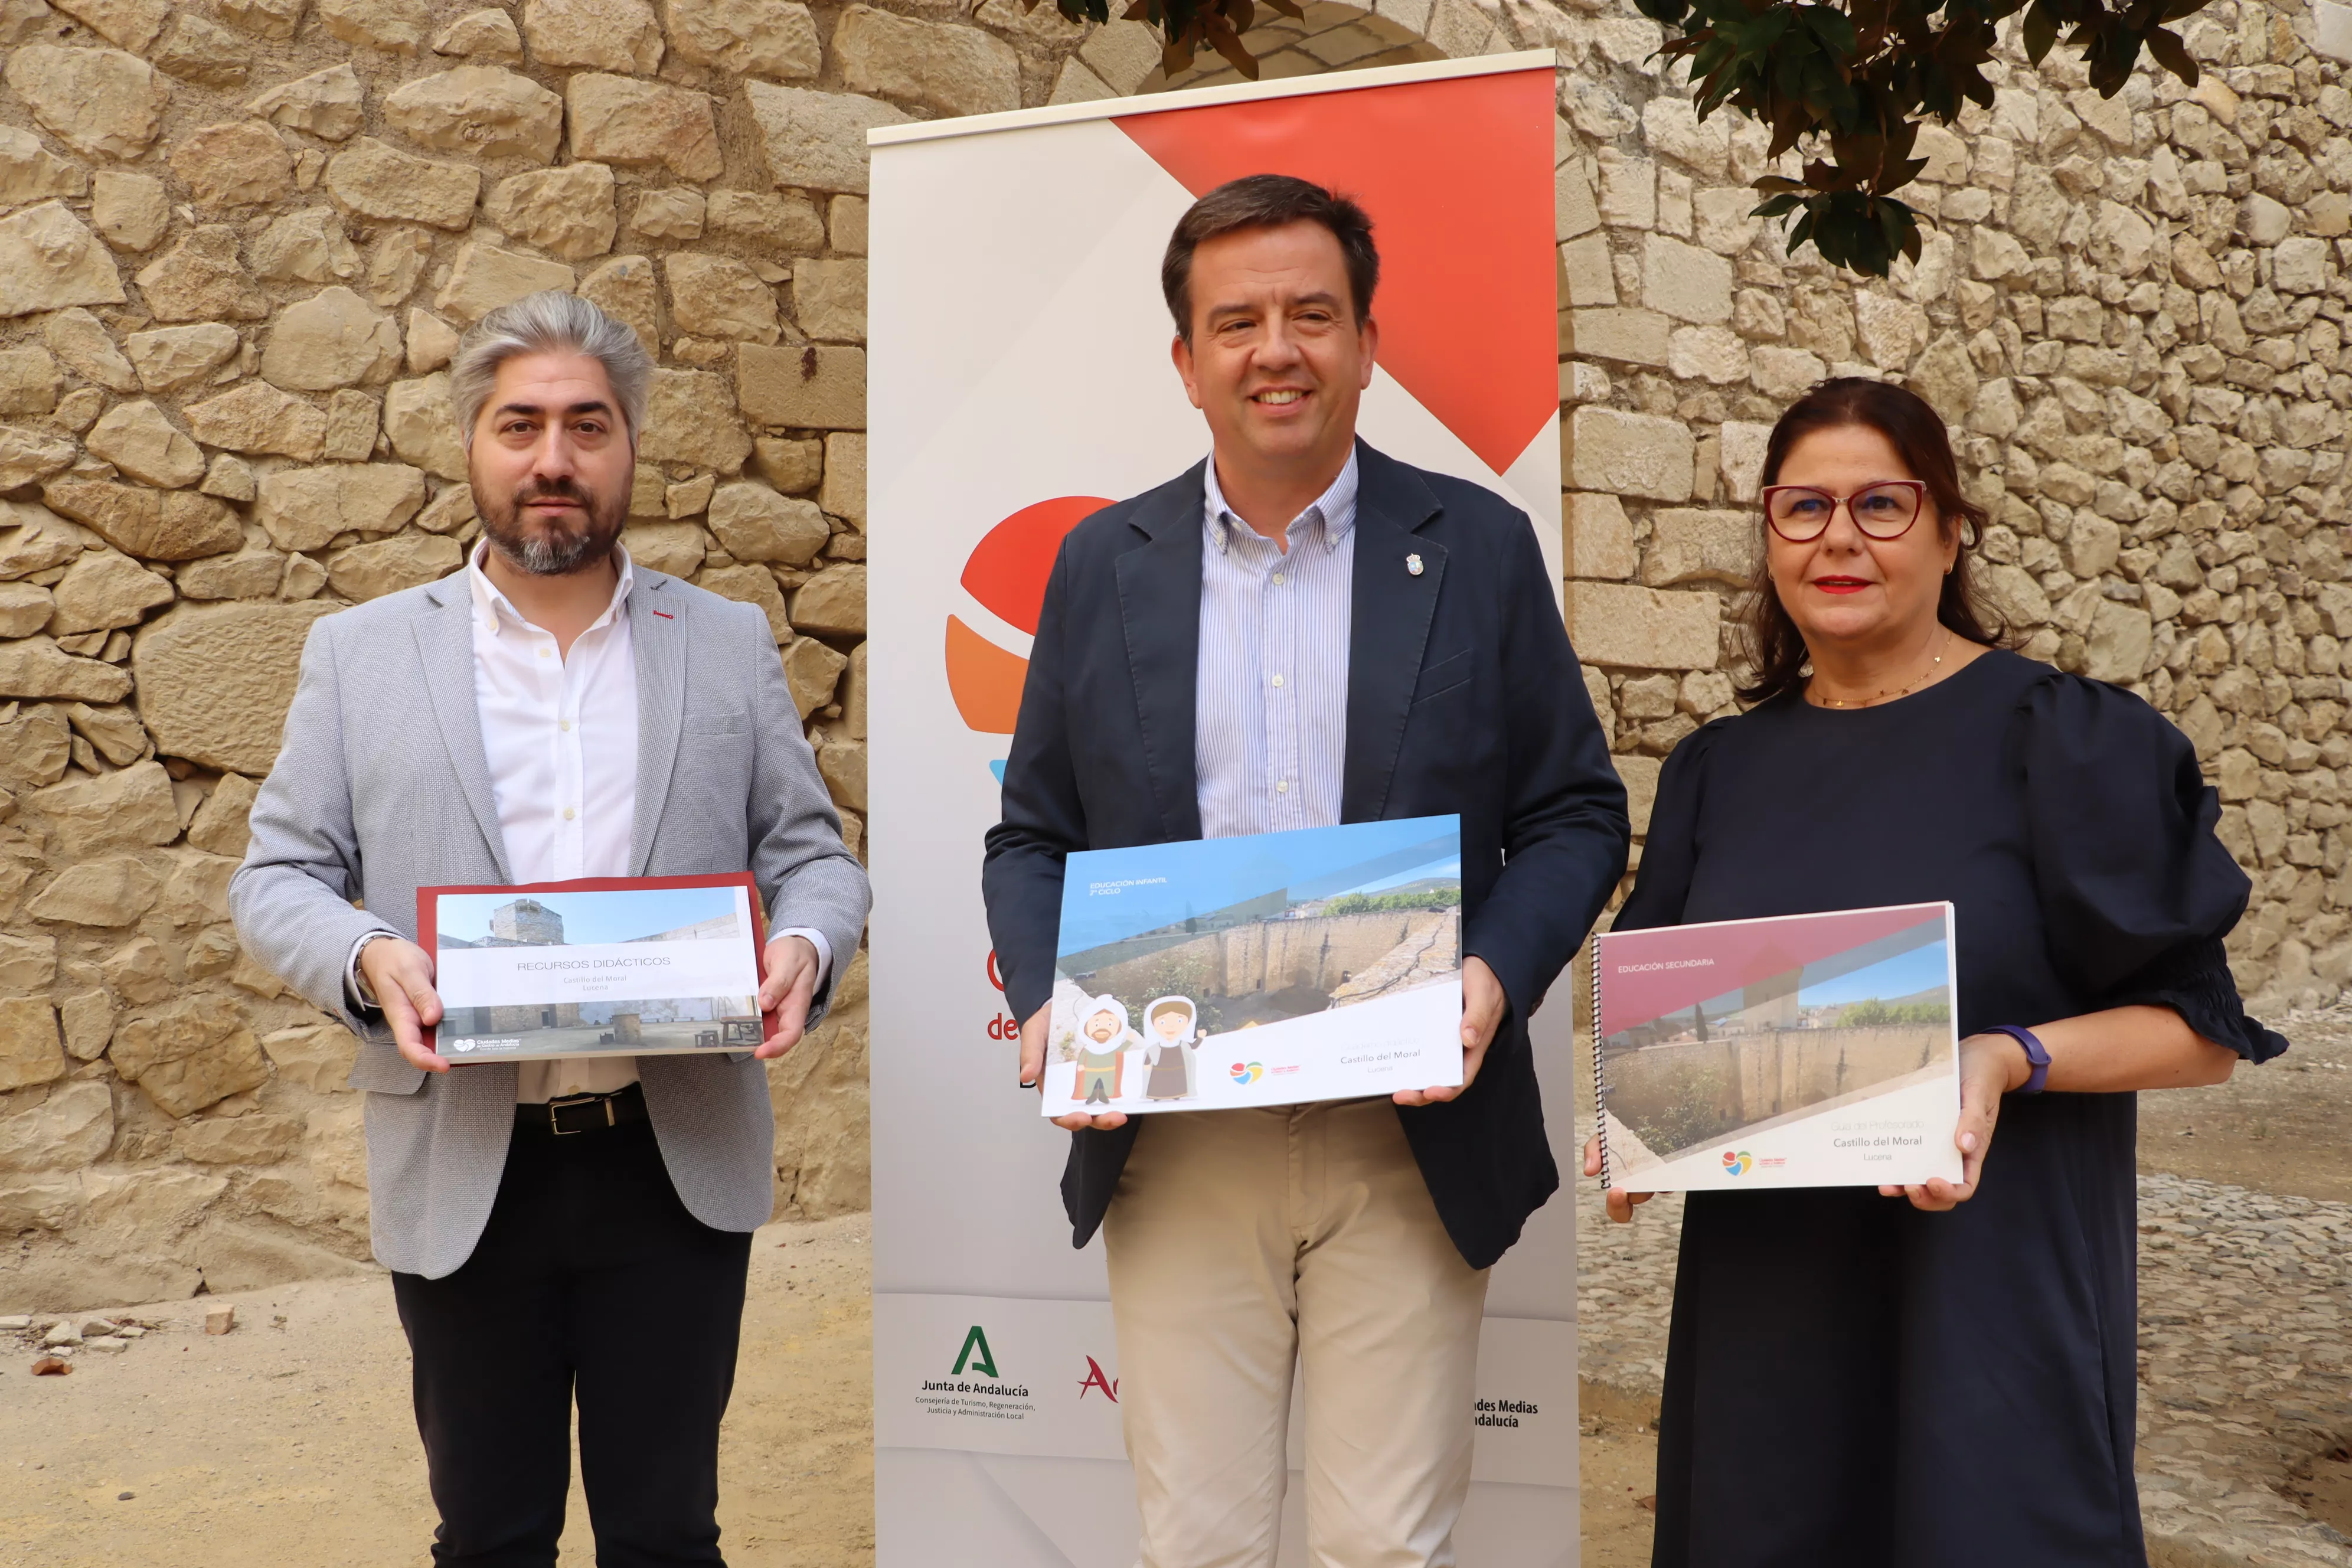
[1984,1024,2050,1095]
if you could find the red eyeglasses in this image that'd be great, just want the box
[1760,480,1928,542]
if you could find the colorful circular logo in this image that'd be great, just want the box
[1721,1149,1752,1176]
[947,498,1113,778]
[1230,1061,1263,1085]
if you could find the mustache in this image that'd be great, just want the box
[511,479,598,508]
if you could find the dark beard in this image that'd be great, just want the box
[475,475,627,576]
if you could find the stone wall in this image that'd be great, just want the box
[0,0,2344,1309]
[1541,0,2352,1022]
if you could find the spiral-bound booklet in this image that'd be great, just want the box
[1592,903,1963,1192]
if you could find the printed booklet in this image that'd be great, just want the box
[418,873,776,1061]
[1592,903,1963,1191]
[1039,816,1464,1116]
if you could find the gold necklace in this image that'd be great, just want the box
[1811,628,1952,709]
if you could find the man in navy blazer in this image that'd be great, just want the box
[982,175,1628,1566]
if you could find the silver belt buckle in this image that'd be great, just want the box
[547,1092,613,1135]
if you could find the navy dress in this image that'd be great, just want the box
[1613,649,2287,1568]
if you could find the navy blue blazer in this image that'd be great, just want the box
[981,440,1630,1269]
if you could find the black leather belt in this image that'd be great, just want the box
[517,1082,649,1137]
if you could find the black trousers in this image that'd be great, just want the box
[390,1116,753,1567]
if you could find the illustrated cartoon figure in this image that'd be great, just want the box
[1073,997,1134,1106]
[1141,995,1198,1101]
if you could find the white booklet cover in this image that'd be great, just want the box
[421,874,772,1062]
[1038,816,1464,1117]
[1593,902,1964,1191]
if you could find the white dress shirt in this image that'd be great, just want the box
[1194,450,1358,839]
[350,540,829,1102]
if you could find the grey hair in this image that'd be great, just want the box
[449,290,653,451]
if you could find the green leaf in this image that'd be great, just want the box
[2022,0,2057,61]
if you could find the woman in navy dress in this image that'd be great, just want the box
[1584,378,2287,1567]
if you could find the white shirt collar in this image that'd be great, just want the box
[1202,446,1360,555]
[466,538,636,638]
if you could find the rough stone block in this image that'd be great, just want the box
[793,259,866,343]
[3,46,167,160]
[0,1078,112,1171]
[247,63,365,140]
[737,344,865,430]
[187,771,259,857]
[325,138,481,230]
[126,324,243,394]
[317,0,430,50]
[579,254,659,352]
[834,5,1018,118]
[84,401,206,489]
[1640,233,1733,325]
[1562,581,1720,669]
[135,226,267,321]
[132,600,342,774]
[169,120,293,208]
[110,996,270,1118]
[819,432,864,526]
[791,562,863,635]
[1565,492,1634,580]
[0,203,123,318]
[27,854,161,925]
[254,463,427,551]
[325,531,463,600]
[706,481,828,564]
[1564,406,1694,502]
[744,83,909,195]
[385,67,565,162]
[432,6,522,57]
[0,424,79,489]
[89,171,169,253]
[176,1113,302,1164]
[630,188,705,241]
[42,478,242,560]
[259,1023,357,1092]
[0,998,64,1093]
[0,637,127,703]
[524,0,662,72]
[619,520,705,577]
[0,580,51,635]
[47,549,174,634]
[1077,18,1158,93]
[25,760,178,855]
[184,382,328,460]
[664,0,819,78]
[816,739,865,811]
[708,189,826,251]
[383,374,469,482]
[639,368,751,471]
[665,253,780,344]
[567,74,721,181]
[1639,508,1755,587]
[782,635,847,717]
[2085,600,2152,684]
[829,195,867,256]
[433,242,576,326]
[0,125,86,208]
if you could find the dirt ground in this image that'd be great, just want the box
[3,1018,2340,1568]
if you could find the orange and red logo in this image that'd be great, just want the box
[946,496,1109,773]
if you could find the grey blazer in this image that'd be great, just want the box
[228,565,871,1279]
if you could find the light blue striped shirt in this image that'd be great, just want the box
[1195,450,1358,839]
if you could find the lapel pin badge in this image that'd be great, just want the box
[1406,553,1424,577]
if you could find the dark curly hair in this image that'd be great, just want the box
[1736,377,2010,704]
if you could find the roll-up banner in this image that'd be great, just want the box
[867,53,1580,1564]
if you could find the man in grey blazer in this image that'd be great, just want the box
[230,291,868,1565]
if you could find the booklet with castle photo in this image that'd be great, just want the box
[1039,816,1464,1117]
[419,873,776,1061]
[1592,903,1963,1192]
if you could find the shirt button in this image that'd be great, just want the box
[563,807,576,821]
[559,719,572,732]
[1276,780,1290,795]
[537,647,551,659]
[1270,674,1285,688]
[1272,573,1286,586]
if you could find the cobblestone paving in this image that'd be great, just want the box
[1574,1133,2352,1564]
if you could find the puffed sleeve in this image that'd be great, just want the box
[1611,718,1730,934]
[2020,672,2288,1062]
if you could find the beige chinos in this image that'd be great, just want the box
[1102,1097,1489,1567]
